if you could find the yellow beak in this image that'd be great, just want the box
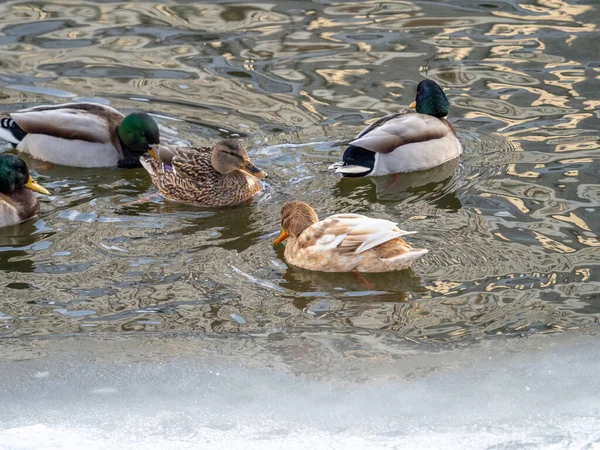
[148,144,159,161]
[24,176,50,195]
[273,229,289,246]
[409,101,416,109]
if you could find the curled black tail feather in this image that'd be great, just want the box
[0,118,26,144]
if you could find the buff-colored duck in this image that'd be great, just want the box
[0,103,160,168]
[140,139,266,207]
[329,79,462,176]
[0,154,50,228]
[273,201,428,272]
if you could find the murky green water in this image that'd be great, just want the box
[0,0,598,342]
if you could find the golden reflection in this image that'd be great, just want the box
[485,283,510,292]
[533,231,576,254]
[576,269,591,282]
[316,69,369,87]
[576,236,600,247]
[540,273,557,288]
[480,193,530,214]
[0,0,597,343]
[425,281,462,295]
[552,212,591,231]
[556,140,599,153]
[506,164,540,179]
[545,63,586,96]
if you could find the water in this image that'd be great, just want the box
[1,1,599,446]
[0,0,598,341]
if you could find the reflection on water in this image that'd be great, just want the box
[0,0,598,342]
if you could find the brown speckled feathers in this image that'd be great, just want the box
[141,145,263,207]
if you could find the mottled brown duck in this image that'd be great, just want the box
[141,139,266,207]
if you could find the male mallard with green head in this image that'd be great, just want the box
[140,139,266,207]
[0,154,50,228]
[329,79,462,177]
[0,103,160,168]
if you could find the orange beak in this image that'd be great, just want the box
[272,229,289,246]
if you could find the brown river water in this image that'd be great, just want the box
[0,0,598,344]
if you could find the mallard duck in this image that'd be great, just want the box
[140,139,266,207]
[272,201,428,272]
[329,79,462,177]
[0,154,50,228]
[0,103,160,168]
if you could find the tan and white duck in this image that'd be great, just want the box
[273,201,428,272]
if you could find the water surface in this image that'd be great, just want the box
[0,0,598,343]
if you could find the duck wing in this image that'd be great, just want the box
[164,146,212,180]
[350,113,450,154]
[10,103,123,144]
[300,213,416,255]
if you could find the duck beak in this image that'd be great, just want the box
[409,101,416,109]
[148,144,159,161]
[243,159,266,179]
[24,176,50,195]
[272,229,289,246]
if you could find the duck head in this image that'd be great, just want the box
[211,139,266,179]
[410,80,450,118]
[0,154,50,195]
[273,201,319,245]
[118,112,161,155]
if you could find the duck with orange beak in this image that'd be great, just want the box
[140,139,266,207]
[273,201,428,272]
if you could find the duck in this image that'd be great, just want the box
[0,154,50,228]
[329,79,462,177]
[0,103,160,168]
[272,201,428,272]
[140,139,266,207]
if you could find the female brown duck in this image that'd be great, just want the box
[141,139,266,207]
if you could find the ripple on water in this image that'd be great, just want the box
[0,0,599,342]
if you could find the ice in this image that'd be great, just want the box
[0,332,599,450]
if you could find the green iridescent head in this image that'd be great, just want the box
[0,154,50,195]
[414,80,450,118]
[117,112,160,153]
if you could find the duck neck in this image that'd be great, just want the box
[8,188,39,221]
[117,138,144,169]
[213,170,261,206]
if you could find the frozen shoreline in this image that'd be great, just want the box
[1,331,600,449]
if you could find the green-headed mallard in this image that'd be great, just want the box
[272,201,428,272]
[140,139,266,207]
[329,79,462,177]
[0,103,160,168]
[0,154,50,228]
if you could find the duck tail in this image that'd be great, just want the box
[386,247,428,265]
[0,118,26,145]
[139,155,156,177]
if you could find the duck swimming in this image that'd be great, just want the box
[0,154,50,228]
[0,103,160,168]
[273,201,428,272]
[140,139,266,207]
[329,79,462,177]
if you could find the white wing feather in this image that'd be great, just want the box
[312,214,416,255]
